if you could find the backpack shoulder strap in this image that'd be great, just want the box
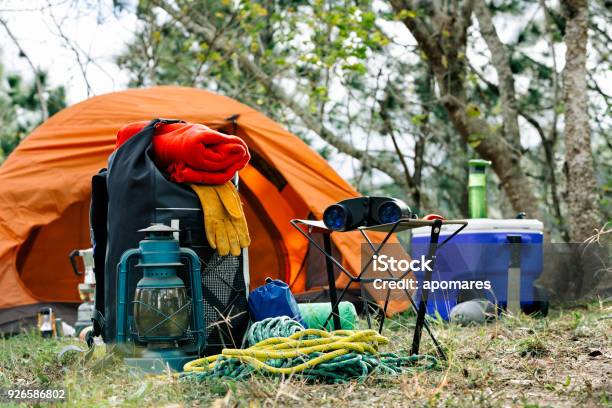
[90,168,108,340]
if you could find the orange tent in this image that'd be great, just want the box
[0,86,407,330]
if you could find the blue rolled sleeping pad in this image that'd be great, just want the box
[248,278,306,327]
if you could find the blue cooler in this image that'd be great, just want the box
[411,219,544,320]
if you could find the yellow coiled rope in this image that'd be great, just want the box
[182,321,438,383]
[184,329,390,378]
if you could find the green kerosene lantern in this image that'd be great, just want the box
[116,223,205,373]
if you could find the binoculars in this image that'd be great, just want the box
[323,196,412,231]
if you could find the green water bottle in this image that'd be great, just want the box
[468,159,492,218]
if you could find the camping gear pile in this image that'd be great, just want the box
[87,118,252,372]
[181,316,438,383]
[0,87,558,389]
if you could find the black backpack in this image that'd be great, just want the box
[89,118,250,354]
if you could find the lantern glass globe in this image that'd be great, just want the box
[133,286,190,340]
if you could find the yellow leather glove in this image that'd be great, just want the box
[190,182,250,256]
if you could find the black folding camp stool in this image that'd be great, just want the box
[290,218,468,360]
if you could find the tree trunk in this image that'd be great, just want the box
[474,0,521,150]
[562,0,602,242]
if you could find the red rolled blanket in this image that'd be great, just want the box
[115,120,250,184]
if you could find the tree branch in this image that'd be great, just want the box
[378,95,419,201]
[389,0,447,83]
[46,0,93,97]
[539,0,561,145]
[519,110,546,142]
[0,18,48,120]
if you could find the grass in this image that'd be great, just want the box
[0,300,610,407]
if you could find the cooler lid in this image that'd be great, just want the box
[412,218,543,237]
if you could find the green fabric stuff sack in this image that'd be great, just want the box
[248,278,305,326]
[298,301,358,330]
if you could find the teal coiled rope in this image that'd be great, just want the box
[246,316,305,346]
